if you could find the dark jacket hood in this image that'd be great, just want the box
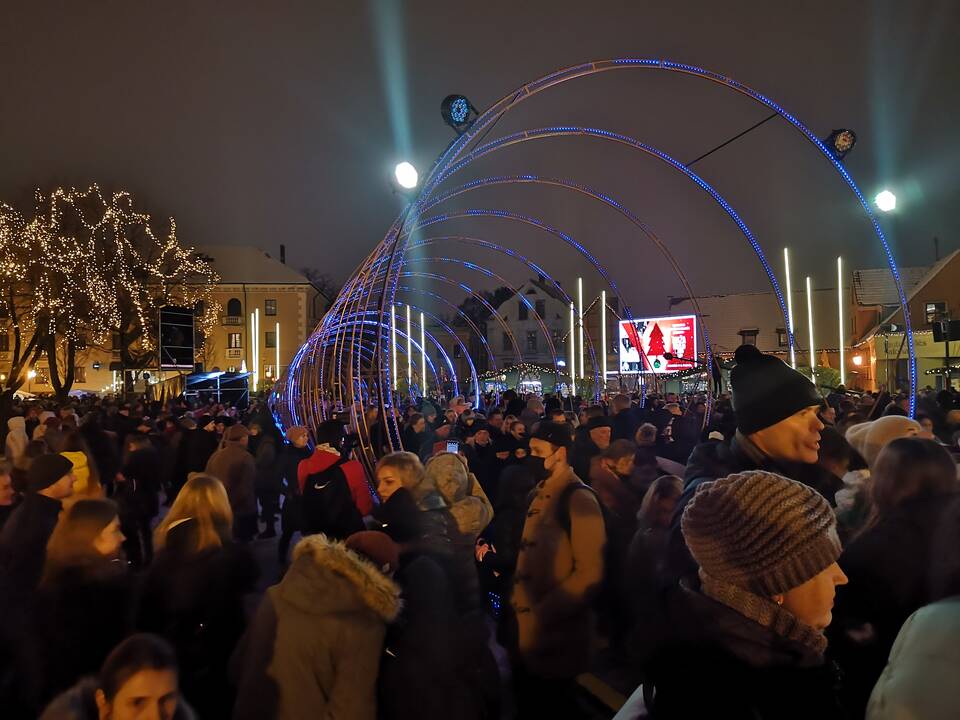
[280,534,400,623]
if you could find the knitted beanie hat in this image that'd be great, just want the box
[681,470,841,597]
[730,345,821,434]
[844,416,922,468]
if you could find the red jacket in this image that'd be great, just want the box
[297,448,375,517]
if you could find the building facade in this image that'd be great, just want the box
[1,246,322,395]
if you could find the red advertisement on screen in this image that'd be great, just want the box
[618,315,698,373]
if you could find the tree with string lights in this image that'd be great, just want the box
[0,184,220,405]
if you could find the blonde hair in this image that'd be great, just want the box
[43,498,119,584]
[155,473,233,552]
[376,451,429,496]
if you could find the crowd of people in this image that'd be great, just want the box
[1,343,959,718]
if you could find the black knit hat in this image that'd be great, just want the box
[27,454,74,493]
[730,345,821,434]
[531,421,573,450]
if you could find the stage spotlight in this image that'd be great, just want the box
[824,128,857,160]
[394,161,419,190]
[875,189,897,212]
[441,94,476,133]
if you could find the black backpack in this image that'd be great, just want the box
[301,457,364,540]
[555,481,620,620]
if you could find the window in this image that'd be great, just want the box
[228,333,242,349]
[111,332,122,351]
[535,299,545,317]
[526,331,538,352]
[265,299,277,316]
[777,328,788,347]
[518,302,528,321]
[226,298,242,317]
[264,364,276,379]
[265,331,276,348]
[75,366,87,383]
[552,328,563,346]
[502,332,511,351]
[738,328,759,346]
[926,302,947,324]
[0,333,8,352]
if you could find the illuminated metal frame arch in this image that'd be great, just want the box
[394,255,563,378]
[407,235,605,390]
[397,270,525,367]
[395,284,498,372]
[411,59,915,414]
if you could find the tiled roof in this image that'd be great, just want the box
[192,245,311,284]
[852,265,929,306]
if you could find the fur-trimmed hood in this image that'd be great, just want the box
[283,534,400,622]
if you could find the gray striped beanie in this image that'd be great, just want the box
[681,471,841,596]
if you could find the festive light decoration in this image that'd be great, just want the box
[837,257,845,386]
[783,248,797,369]
[420,311,427,396]
[0,183,219,397]
[601,289,608,381]
[276,321,281,384]
[806,276,816,372]
[406,304,412,388]
[274,58,918,473]
[577,277,585,380]
[569,302,576,396]
[390,304,397,390]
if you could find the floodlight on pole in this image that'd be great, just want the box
[275,322,280,382]
[837,257,845,386]
[569,302,576,397]
[420,311,427,397]
[784,248,797,369]
[577,277,584,380]
[406,304,412,389]
[875,189,897,212]
[394,162,419,190]
[601,290,608,382]
[806,276,816,373]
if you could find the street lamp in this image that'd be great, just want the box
[394,162,419,190]
[27,368,36,394]
[875,190,897,212]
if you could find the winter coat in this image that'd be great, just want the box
[138,540,258,720]
[232,534,400,720]
[866,597,960,720]
[79,424,119,494]
[478,465,536,580]
[40,677,196,720]
[612,407,640,442]
[183,428,220,475]
[33,559,134,706]
[589,463,646,548]
[0,492,62,597]
[5,416,29,464]
[206,442,257,518]
[644,584,846,719]
[831,492,960,716]
[120,446,162,519]
[254,434,281,498]
[570,428,601,484]
[510,466,606,678]
[379,552,493,720]
[298,445,374,517]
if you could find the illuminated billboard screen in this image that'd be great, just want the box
[618,314,698,373]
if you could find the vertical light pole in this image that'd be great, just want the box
[569,302,577,397]
[577,277,585,380]
[784,248,797,369]
[390,304,398,391]
[249,311,257,392]
[275,321,281,382]
[406,304,412,390]
[601,289,608,386]
[255,308,261,392]
[806,276,816,376]
[837,257,845,386]
[420,311,427,398]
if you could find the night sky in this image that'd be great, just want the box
[2,1,958,316]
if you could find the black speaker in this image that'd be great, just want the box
[932,320,960,343]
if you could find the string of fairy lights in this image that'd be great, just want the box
[0,184,220,383]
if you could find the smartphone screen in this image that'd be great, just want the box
[446,440,460,454]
